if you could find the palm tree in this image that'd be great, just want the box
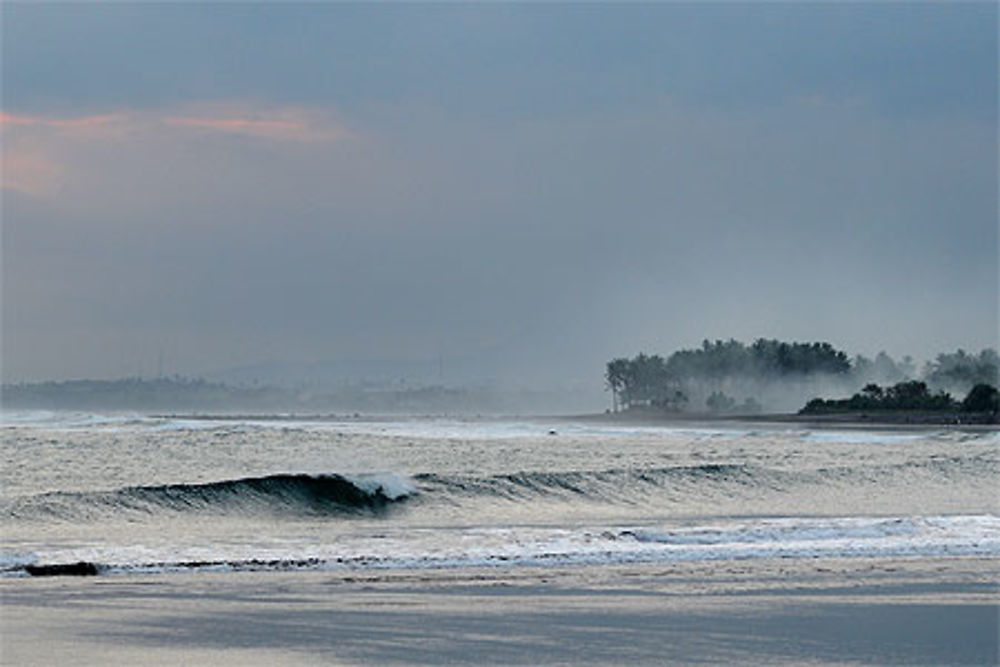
[605,358,630,412]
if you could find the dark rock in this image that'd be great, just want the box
[25,561,100,577]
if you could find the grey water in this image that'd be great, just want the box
[2,412,998,576]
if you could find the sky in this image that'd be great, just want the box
[2,2,997,388]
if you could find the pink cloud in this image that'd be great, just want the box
[164,108,342,141]
[0,104,346,195]
[1,147,64,196]
[1,105,343,141]
[0,112,124,130]
[0,112,35,125]
[165,116,304,139]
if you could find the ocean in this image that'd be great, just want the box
[2,412,998,578]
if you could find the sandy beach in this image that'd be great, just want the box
[2,556,997,665]
[3,413,997,664]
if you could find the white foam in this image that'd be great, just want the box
[7,514,998,578]
[287,418,761,443]
[342,472,417,500]
[1,411,146,430]
[629,516,924,545]
[0,551,37,572]
[803,430,928,445]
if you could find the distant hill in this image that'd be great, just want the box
[1,376,603,415]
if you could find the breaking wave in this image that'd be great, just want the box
[4,472,416,520]
[5,454,996,522]
[416,454,998,503]
[6,514,999,578]
[414,463,767,503]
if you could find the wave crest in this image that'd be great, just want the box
[5,472,415,520]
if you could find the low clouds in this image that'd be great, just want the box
[1,4,996,385]
[3,94,994,383]
[163,104,344,142]
[1,104,344,197]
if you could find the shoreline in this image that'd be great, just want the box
[44,409,999,431]
[5,406,997,430]
[2,555,996,665]
[567,408,1000,430]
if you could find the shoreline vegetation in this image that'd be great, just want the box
[604,339,997,425]
[2,339,996,425]
[576,406,999,428]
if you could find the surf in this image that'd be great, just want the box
[7,513,998,578]
[3,472,416,520]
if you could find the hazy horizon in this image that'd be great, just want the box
[3,3,997,388]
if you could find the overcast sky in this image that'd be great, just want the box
[2,3,997,386]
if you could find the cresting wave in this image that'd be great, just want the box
[3,465,762,521]
[415,463,763,503]
[5,455,997,521]
[3,473,416,520]
[417,455,999,502]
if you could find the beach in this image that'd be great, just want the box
[2,413,998,664]
[6,1,997,662]
[3,556,997,665]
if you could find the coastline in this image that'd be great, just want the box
[2,556,996,665]
[6,406,996,431]
[3,414,997,664]
[568,408,1000,430]
[126,407,999,430]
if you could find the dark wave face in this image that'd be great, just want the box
[414,463,763,503]
[4,453,997,523]
[5,465,766,522]
[415,454,998,504]
[3,473,414,520]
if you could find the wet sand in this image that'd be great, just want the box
[2,556,997,665]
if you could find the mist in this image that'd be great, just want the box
[2,4,996,408]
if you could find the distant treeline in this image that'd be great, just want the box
[801,381,998,415]
[2,377,282,411]
[605,340,998,414]
[0,376,583,414]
